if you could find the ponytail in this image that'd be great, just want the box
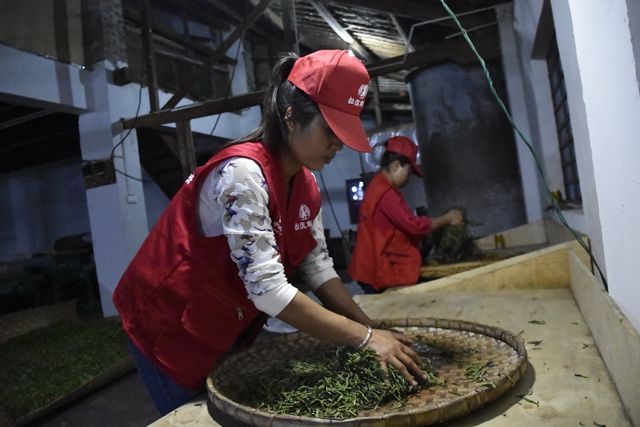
[235,53,320,149]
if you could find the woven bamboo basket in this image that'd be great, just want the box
[207,318,527,426]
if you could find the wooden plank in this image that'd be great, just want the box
[330,0,494,29]
[367,39,501,77]
[398,240,589,295]
[569,251,640,427]
[420,259,496,279]
[121,91,264,129]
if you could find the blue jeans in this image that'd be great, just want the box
[128,341,204,415]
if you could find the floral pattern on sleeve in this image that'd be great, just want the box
[214,158,287,297]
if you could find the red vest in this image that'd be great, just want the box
[348,173,421,290]
[112,142,321,388]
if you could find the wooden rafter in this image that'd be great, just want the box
[121,34,500,130]
[308,0,374,61]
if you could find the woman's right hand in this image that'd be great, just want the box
[446,208,464,225]
[366,329,427,386]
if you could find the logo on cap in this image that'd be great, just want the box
[294,204,313,231]
[286,49,372,153]
[358,84,368,99]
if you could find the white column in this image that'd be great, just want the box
[79,61,149,317]
[496,3,543,223]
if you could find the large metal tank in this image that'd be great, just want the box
[407,62,526,237]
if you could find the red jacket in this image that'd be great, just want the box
[113,142,321,388]
[349,173,429,290]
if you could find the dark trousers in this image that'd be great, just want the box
[358,281,383,294]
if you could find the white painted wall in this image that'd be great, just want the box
[510,0,640,331]
[554,0,640,329]
[0,44,88,113]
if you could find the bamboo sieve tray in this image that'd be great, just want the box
[207,318,528,426]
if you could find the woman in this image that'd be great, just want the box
[112,50,426,415]
[349,136,463,293]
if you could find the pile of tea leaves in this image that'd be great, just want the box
[242,347,437,419]
[0,318,128,421]
[432,223,477,263]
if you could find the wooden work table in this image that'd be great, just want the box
[150,241,636,426]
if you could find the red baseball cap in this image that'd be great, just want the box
[288,50,372,153]
[386,136,423,176]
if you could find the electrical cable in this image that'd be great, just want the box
[108,65,149,183]
[437,0,608,291]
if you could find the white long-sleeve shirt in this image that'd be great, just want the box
[197,157,338,317]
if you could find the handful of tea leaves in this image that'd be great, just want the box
[432,222,477,263]
[242,348,437,419]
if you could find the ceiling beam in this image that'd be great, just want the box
[122,91,265,129]
[123,7,235,65]
[368,37,501,77]
[331,0,503,30]
[331,0,458,27]
[202,0,286,48]
[389,13,413,52]
[122,35,501,129]
[308,0,374,62]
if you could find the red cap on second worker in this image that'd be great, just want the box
[386,136,423,176]
[288,50,372,153]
